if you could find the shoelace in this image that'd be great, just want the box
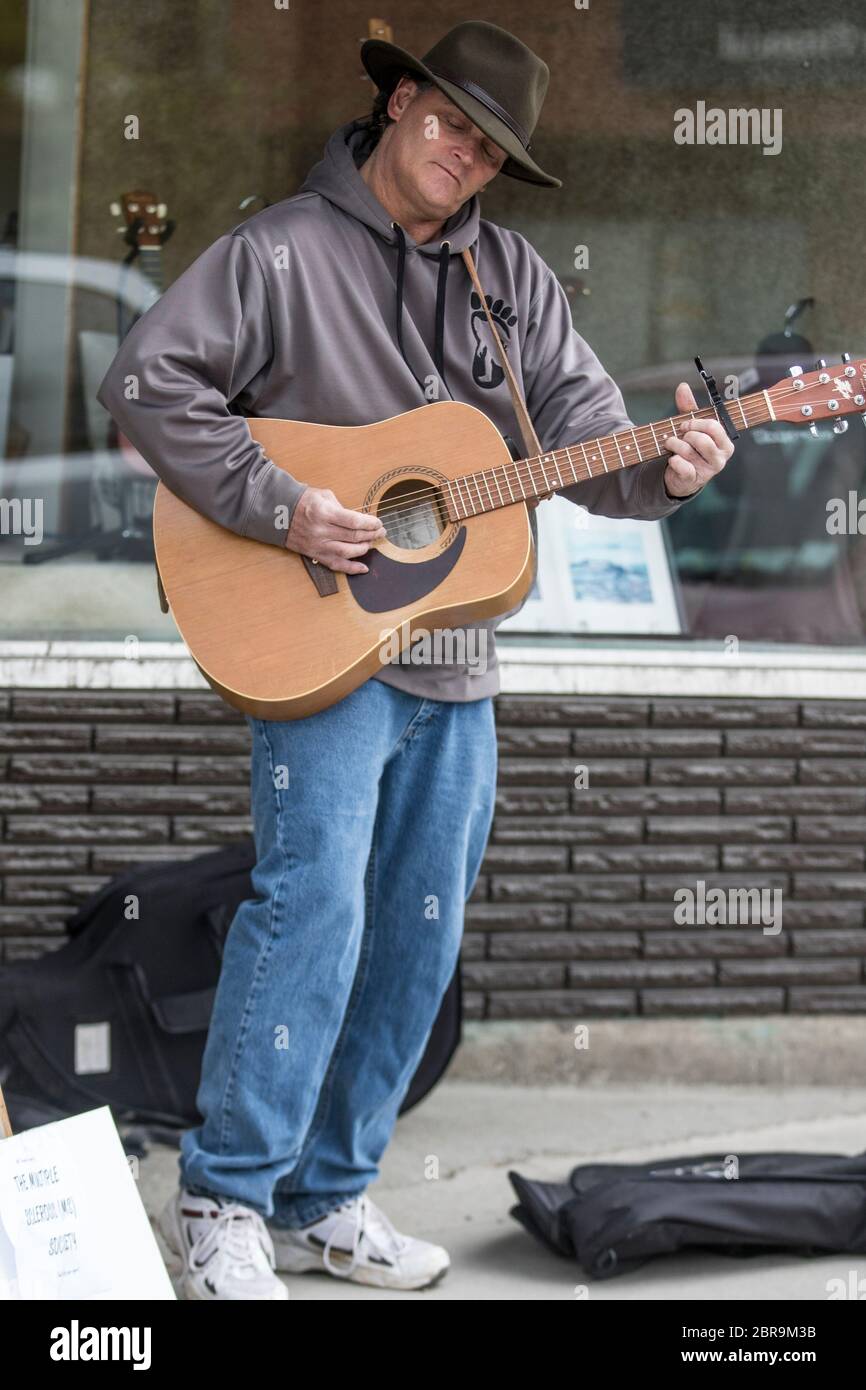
[191,1202,277,1280]
[321,1194,410,1278]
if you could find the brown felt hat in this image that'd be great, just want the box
[360,20,561,190]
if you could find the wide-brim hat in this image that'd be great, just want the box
[360,21,561,190]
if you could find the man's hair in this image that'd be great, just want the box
[366,71,434,149]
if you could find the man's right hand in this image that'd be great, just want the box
[285,487,387,574]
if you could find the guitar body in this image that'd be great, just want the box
[153,400,535,720]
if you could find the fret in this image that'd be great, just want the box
[593,439,608,473]
[139,248,163,290]
[454,475,471,517]
[526,456,542,497]
[530,456,543,497]
[448,388,773,522]
[465,479,475,517]
[540,454,556,495]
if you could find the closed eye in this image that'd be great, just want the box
[445,115,500,164]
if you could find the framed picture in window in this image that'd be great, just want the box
[497,495,684,636]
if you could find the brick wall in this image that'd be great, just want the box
[1,690,865,1019]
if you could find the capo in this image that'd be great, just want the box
[694,356,740,442]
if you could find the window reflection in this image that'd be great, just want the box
[0,0,863,649]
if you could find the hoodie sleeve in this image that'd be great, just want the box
[96,231,307,547]
[521,266,703,520]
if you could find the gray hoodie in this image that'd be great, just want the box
[97,116,693,703]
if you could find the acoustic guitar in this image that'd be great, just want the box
[152,357,866,720]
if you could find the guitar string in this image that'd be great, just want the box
[366,384,855,524]
[360,379,860,530]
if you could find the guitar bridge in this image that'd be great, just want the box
[301,554,339,596]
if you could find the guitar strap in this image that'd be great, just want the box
[461,244,549,607]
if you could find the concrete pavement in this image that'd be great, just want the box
[136,1079,866,1300]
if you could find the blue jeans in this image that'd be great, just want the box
[178,678,497,1228]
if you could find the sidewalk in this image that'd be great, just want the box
[137,1080,866,1300]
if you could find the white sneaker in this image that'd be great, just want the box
[157,1188,289,1301]
[268,1194,450,1290]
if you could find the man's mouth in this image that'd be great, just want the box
[435,163,460,188]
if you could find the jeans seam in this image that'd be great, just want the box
[215,720,291,1158]
[393,697,438,751]
[272,820,381,1217]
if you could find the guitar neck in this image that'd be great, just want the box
[138,246,163,295]
[442,389,774,521]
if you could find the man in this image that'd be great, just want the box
[97,21,733,1300]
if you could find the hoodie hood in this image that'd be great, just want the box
[299,117,482,253]
[299,119,482,395]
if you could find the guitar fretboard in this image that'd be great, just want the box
[138,247,163,294]
[441,391,774,520]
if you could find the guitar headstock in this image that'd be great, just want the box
[109,190,169,249]
[768,355,866,431]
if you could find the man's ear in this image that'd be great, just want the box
[387,76,417,122]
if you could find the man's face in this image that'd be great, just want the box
[383,78,508,219]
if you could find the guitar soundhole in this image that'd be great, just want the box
[376,479,447,551]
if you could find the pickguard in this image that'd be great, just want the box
[346,527,467,613]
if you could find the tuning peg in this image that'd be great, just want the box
[815,358,827,369]
[157,203,167,218]
[808,423,821,437]
[841,352,851,363]
[788,365,803,377]
[861,413,866,427]
[833,419,849,434]
[109,201,121,216]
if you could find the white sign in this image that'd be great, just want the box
[0,1106,175,1300]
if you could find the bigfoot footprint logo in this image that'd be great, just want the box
[470,291,518,389]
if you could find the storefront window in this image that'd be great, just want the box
[1,0,864,649]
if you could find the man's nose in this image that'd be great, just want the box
[447,141,472,167]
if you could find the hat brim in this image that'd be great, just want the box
[360,38,562,190]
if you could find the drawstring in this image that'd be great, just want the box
[391,222,424,394]
[434,240,452,397]
[390,221,454,401]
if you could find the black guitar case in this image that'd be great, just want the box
[0,840,461,1145]
[509,1149,866,1279]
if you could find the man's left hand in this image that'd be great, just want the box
[662,381,735,498]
